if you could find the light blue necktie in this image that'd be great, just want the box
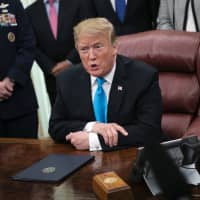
[93,78,107,123]
[115,0,126,22]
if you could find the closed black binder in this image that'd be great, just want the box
[11,154,94,182]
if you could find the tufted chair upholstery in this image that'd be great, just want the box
[117,30,200,139]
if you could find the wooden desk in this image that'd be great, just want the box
[0,138,199,200]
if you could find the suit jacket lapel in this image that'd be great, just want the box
[107,56,127,122]
[79,69,95,120]
[125,0,132,21]
[57,0,65,40]
[101,0,116,14]
[94,0,119,23]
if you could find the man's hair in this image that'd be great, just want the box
[73,17,116,47]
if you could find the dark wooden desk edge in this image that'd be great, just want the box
[0,137,54,144]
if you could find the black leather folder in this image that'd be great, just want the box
[11,154,94,182]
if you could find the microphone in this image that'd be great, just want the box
[143,143,191,200]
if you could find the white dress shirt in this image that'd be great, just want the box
[84,63,116,151]
[186,1,196,32]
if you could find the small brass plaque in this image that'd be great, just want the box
[42,167,56,174]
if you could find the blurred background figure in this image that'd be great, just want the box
[157,0,200,32]
[0,0,38,138]
[26,0,94,106]
[91,0,160,35]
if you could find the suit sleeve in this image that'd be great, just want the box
[157,0,174,30]
[49,70,87,143]
[7,0,35,86]
[99,72,164,151]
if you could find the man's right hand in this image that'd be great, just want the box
[91,122,128,147]
[51,60,71,76]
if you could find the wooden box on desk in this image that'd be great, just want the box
[92,171,134,200]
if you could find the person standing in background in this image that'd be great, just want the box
[26,0,94,105]
[0,0,38,138]
[91,0,160,36]
[157,0,200,31]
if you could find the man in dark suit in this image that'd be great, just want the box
[0,0,38,138]
[49,18,163,151]
[26,0,94,105]
[91,0,160,35]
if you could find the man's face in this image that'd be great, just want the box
[76,33,117,77]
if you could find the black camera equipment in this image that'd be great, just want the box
[130,135,200,199]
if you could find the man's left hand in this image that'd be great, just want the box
[66,131,89,150]
[91,122,128,147]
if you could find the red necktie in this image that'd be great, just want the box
[48,0,58,39]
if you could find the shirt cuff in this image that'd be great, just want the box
[89,132,102,151]
[84,121,96,132]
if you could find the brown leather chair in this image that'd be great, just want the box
[117,30,200,139]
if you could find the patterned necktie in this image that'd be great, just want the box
[93,78,107,123]
[115,0,126,22]
[48,0,58,39]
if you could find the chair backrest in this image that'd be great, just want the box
[117,30,200,138]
